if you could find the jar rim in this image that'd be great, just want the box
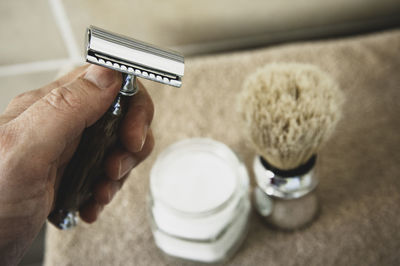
[150,138,243,217]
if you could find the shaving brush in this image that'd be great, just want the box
[239,63,344,230]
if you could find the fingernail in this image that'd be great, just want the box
[108,182,121,202]
[132,109,149,152]
[140,125,148,151]
[96,203,104,217]
[84,64,117,89]
[118,155,136,179]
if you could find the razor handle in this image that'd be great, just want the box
[48,75,137,229]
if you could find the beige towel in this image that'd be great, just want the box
[45,29,400,266]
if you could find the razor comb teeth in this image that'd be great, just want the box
[87,55,180,87]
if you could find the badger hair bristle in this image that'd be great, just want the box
[238,63,344,170]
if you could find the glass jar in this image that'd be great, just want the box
[148,138,250,263]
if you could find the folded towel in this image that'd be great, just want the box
[45,29,400,266]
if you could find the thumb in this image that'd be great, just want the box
[14,65,122,158]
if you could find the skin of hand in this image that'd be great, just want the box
[0,64,154,265]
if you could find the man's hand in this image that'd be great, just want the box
[0,65,154,265]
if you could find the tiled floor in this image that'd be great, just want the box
[0,0,77,113]
[0,0,67,65]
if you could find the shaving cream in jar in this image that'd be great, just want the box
[148,138,250,263]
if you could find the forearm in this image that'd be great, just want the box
[0,160,52,266]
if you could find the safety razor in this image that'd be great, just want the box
[48,26,184,229]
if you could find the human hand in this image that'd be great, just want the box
[0,65,154,264]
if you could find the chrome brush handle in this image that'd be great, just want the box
[48,75,138,230]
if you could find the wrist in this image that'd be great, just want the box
[0,195,48,265]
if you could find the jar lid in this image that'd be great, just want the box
[150,138,241,215]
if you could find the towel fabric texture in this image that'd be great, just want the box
[44,29,400,266]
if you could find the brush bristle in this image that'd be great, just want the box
[238,63,344,170]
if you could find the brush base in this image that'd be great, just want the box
[254,187,319,230]
[253,155,319,230]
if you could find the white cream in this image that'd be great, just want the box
[152,151,237,213]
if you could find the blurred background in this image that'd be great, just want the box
[0,0,399,265]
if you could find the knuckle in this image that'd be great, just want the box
[11,90,41,104]
[142,131,155,156]
[0,124,18,155]
[44,86,81,111]
[147,97,155,121]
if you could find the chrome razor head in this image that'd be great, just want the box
[85,26,184,87]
